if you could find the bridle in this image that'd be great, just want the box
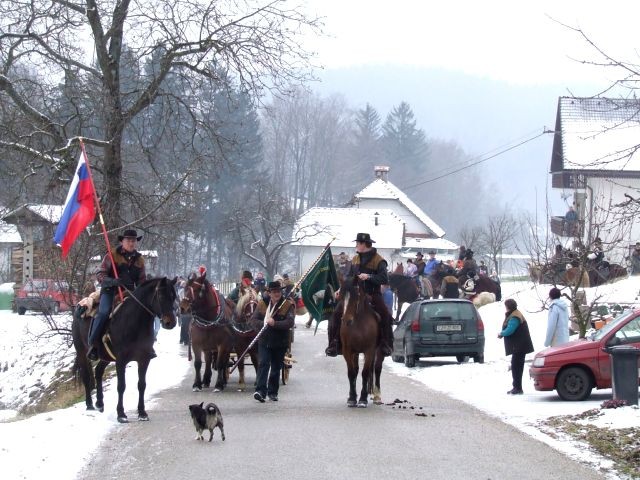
[183,278,224,325]
[119,279,173,318]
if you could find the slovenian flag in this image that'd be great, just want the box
[54,151,96,257]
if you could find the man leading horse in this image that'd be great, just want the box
[325,232,394,358]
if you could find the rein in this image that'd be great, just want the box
[118,282,161,318]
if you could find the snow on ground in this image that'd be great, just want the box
[1,277,640,479]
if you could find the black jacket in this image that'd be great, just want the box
[251,297,295,349]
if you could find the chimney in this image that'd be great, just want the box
[374,165,390,181]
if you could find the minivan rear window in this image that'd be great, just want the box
[420,302,476,321]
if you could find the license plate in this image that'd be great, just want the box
[27,293,39,297]
[436,324,462,332]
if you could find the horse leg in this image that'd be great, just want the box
[77,353,95,410]
[214,348,230,392]
[237,354,246,391]
[345,351,359,407]
[372,350,383,405]
[94,360,108,413]
[115,359,128,423]
[203,350,213,388]
[358,350,374,408]
[137,359,150,421]
[192,348,203,392]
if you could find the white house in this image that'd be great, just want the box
[549,97,640,262]
[292,166,458,272]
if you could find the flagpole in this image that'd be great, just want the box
[79,139,124,302]
[229,237,336,374]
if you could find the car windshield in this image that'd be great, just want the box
[592,310,636,341]
[24,280,48,292]
[420,302,476,321]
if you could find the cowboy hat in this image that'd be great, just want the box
[118,229,142,241]
[354,232,375,243]
[267,281,285,291]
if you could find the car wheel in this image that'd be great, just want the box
[404,344,415,368]
[391,354,403,363]
[456,355,469,363]
[18,306,26,315]
[556,367,593,401]
[473,354,484,364]
[52,302,60,315]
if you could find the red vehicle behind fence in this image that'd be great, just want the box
[14,279,78,315]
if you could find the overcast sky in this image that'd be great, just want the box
[306,0,640,87]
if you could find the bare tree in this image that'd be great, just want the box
[0,0,321,224]
[481,212,518,275]
[457,225,483,253]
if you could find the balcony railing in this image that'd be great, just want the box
[550,216,582,237]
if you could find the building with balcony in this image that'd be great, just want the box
[550,97,640,262]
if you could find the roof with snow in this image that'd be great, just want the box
[292,207,404,249]
[1,204,64,225]
[0,222,21,244]
[551,97,640,174]
[354,178,445,237]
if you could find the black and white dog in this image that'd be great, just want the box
[188,402,225,442]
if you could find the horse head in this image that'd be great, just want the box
[236,285,258,322]
[135,277,178,329]
[340,277,367,327]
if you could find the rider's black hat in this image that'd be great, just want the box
[267,281,284,291]
[354,232,375,243]
[118,229,142,241]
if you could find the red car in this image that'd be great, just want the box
[14,279,78,315]
[529,309,640,401]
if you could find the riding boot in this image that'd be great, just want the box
[87,344,99,361]
[325,312,342,357]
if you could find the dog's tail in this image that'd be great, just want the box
[205,403,218,415]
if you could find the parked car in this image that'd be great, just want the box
[14,279,78,315]
[529,308,640,401]
[391,298,485,367]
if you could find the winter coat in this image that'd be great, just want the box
[251,297,295,349]
[544,299,570,347]
[349,248,388,294]
[500,309,534,356]
[441,275,460,299]
[97,245,146,292]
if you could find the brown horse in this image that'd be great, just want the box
[180,272,234,392]
[71,277,178,423]
[228,287,260,390]
[338,277,384,408]
[459,275,502,301]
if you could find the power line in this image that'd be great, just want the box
[401,128,553,191]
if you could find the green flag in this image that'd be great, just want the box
[300,247,340,326]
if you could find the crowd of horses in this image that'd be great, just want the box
[527,260,628,288]
[69,259,508,419]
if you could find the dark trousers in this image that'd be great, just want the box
[179,314,192,344]
[255,344,287,397]
[511,352,526,390]
[328,292,393,345]
[88,290,114,345]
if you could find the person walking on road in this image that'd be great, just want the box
[498,298,534,395]
[251,281,295,402]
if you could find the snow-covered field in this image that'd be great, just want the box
[1,276,640,479]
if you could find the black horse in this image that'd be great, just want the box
[388,274,420,323]
[72,277,178,423]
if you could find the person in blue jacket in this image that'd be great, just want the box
[545,287,570,347]
[498,298,534,395]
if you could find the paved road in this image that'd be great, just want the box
[77,322,605,480]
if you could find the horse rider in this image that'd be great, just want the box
[325,232,394,357]
[440,267,460,299]
[250,281,295,403]
[414,252,427,296]
[87,229,147,361]
[228,270,253,303]
[459,249,478,279]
